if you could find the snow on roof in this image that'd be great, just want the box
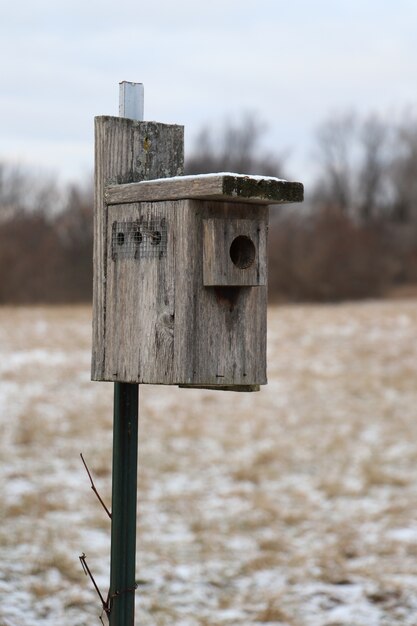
[145,172,288,184]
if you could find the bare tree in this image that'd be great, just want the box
[358,115,390,220]
[312,113,357,214]
[55,179,93,301]
[0,161,60,220]
[0,168,93,304]
[186,113,287,177]
[311,112,391,222]
[389,118,417,223]
[0,163,29,219]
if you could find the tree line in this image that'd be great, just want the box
[269,111,417,300]
[0,168,92,303]
[0,110,416,304]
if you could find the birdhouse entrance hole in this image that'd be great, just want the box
[230,235,256,269]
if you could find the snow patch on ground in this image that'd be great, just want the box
[1,301,417,625]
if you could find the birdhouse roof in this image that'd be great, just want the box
[105,173,303,206]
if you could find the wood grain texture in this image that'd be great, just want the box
[105,202,176,383]
[203,218,267,286]
[93,120,276,388]
[92,116,184,381]
[179,385,260,392]
[173,200,267,388]
[105,173,304,206]
[100,199,267,388]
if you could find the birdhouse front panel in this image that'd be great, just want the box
[173,199,268,390]
[203,218,267,286]
[101,198,267,388]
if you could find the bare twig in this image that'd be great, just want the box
[80,453,112,519]
[79,551,139,623]
[79,553,110,616]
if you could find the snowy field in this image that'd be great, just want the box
[1,301,417,626]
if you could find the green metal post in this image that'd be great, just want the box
[109,382,139,625]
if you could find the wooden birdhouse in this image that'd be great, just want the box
[93,175,303,390]
[91,117,303,391]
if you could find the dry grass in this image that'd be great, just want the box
[1,300,417,625]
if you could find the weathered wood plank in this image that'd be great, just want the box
[92,116,184,381]
[99,198,267,388]
[203,218,267,286]
[105,203,176,383]
[173,200,267,388]
[179,385,260,392]
[105,173,304,206]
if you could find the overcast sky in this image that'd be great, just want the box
[1,0,416,184]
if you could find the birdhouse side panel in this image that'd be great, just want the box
[104,202,176,383]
